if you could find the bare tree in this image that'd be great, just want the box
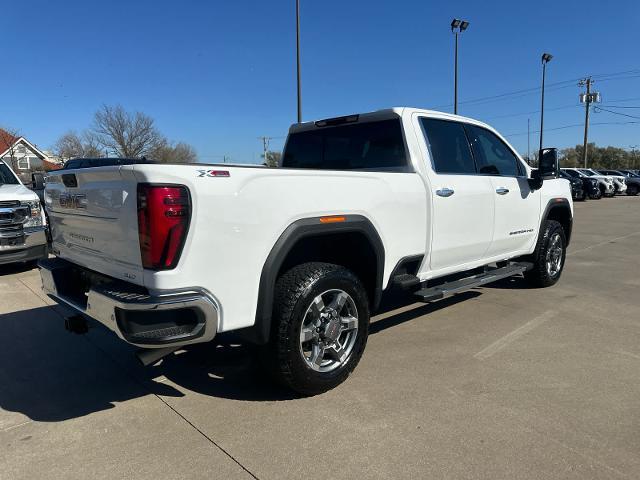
[81,131,104,157]
[149,140,197,163]
[54,131,105,160]
[54,131,84,159]
[262,151,281,167]
[91,105,164,158]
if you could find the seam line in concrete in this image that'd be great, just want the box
[569,231,640,255]
[45,303,260,480]
[474,310,556,360]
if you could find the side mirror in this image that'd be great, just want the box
[32,172,45,190]
[528,169,543,191]
[538,148,559,178]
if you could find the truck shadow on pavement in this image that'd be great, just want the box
[0,291,480,422]
[0,262,38,277]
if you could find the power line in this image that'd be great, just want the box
[484,103,581,120]
[430,67,640,111]
[503,121,640,137]
[598,105,640,109]
[594,106,640,120]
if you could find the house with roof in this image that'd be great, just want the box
[0,128,62,182]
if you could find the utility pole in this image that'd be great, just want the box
[579,77,592,168]
[258,136,272,164]
[296,0,302,123]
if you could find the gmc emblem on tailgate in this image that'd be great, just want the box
[59,193,87,209]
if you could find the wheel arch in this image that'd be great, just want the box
[242,215,385,344]
[542,198,573,246]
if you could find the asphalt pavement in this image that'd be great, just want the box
[1,196,640,479]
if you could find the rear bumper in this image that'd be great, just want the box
[0,227,48,265]
[39,257,219,348]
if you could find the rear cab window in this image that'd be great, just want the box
[282,118,409,171]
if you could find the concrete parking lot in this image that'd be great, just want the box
[1,197,640,480]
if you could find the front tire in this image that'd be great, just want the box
[524,220,567,288]
[270,262,370,395]
[627,184,639,196]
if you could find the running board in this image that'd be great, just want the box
[414,262,533,303]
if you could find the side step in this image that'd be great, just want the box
[414,262,533,303]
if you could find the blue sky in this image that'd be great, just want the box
[3,0,639,163]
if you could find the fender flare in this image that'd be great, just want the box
[243,215,385,344]
[540,198,573,246]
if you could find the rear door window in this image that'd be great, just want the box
[420,118,476,174]
[282,119,408,171]
[466,125,521,177]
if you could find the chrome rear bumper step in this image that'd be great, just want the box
[414,262,533,303]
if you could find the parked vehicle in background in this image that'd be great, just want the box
[598,169,640,196]
[40,108,573,395]
[558,169,586,201]
[580,168,626,194]
[562,168,604,199]
[0,160,48,266]
[565,168,615,197]
[28,172,52,242]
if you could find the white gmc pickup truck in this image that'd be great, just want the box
[40,107,573,395]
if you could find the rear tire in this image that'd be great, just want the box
[269,262,370,396]
[524,220,567,288]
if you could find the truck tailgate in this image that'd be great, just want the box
[46,167,144,284]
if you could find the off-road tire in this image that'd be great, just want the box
[269,262,370,396]
[524,220,567,288]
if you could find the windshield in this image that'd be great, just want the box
[564,169,580,178]
[578,169,594,176]
[0,162,19,185]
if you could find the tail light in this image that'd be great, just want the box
[137,184,191,270]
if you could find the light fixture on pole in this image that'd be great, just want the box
[539,52,553,152]
[451,18,470,115]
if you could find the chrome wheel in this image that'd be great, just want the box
[299,289,359,373]
[545,232,563,278]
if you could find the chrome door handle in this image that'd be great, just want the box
[436,187,455,197]
[496,187,510,195]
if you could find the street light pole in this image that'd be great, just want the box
[454,31,458,114]
[539,53,553,152]
[451,19,469,115]
[296,0,302,123]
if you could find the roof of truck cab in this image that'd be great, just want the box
[288,107,494,134]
